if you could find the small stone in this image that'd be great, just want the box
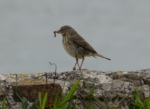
[0,74,6,80]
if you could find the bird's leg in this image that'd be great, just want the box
[73,58,79,70]
[79,57,84,70]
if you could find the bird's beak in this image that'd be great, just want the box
[54,30,61,37]
[54,30,61,34]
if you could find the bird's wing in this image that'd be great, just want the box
[71,34,97,53]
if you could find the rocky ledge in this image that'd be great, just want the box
[0,68,150,109]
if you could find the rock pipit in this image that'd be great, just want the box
[54,25,111,70]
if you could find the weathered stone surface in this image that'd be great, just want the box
[11,80,61,109]
[0,69,150,109]
[108,71,141,86]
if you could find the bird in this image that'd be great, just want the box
[54,25,111,70]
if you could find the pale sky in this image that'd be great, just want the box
[0,0,150,73]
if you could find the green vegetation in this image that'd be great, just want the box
[37,92,48,109]
[53,80,80,109]
[1,99,6,109]
[128,88,150,109]
[15,74,29,109]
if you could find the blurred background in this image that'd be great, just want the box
[0,0,150,74]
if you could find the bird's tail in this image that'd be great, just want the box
[94,53,111,60]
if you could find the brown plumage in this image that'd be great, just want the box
[54,25,111,70]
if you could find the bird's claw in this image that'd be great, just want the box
[73,67,76,71]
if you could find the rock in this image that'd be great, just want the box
[0,74,5,80]
[108,71,141,86]
[0,69,150,109]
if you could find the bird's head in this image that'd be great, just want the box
[54,25,76,37]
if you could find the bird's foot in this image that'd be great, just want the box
[73,67,76,71]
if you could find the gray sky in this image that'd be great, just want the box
[0,0,150,74]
